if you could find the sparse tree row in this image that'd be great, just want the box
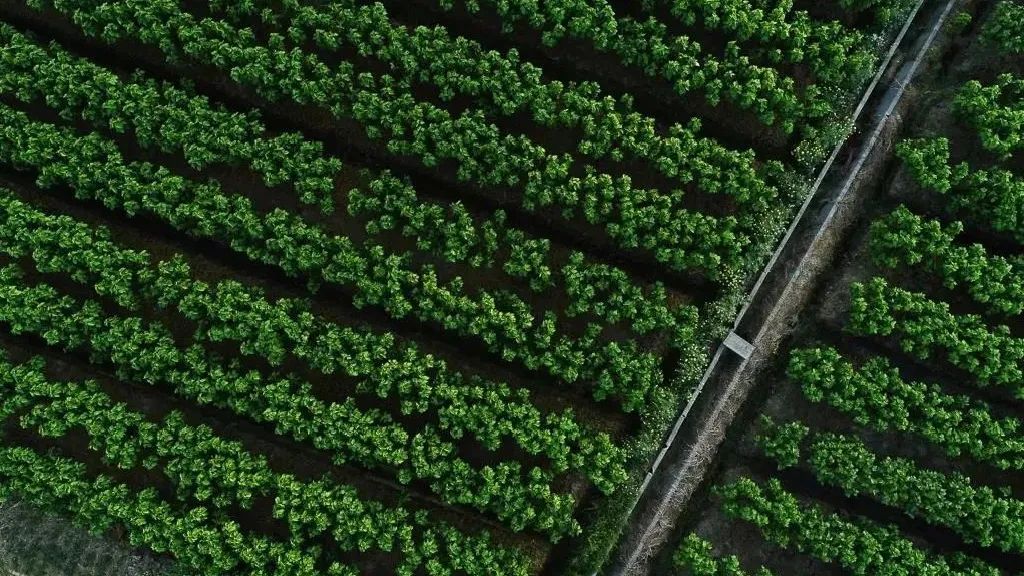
[673,533,774,575]
[0,354,529,576]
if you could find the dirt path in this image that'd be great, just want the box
[606,1,961,573]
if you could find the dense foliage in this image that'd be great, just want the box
[758,420,1024,553]
[955,73,1024,158]
[787,347,1024,470]
[0,354,528,576]
[869,206,1024,317]
[981,1,1024,54]
[848,277,1024,396]
[896,138,1024,240]
[211,0,778,208]
[715,477,998,576]
[0,100,670,412]
[0,189,623,537]
[33,0,746,275]
[653,0,875,88]
[428,0,803,130]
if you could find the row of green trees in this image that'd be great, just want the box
[955,74,1024,159]
[650,0,875,88]
[0,187,626,488]
[215,0,776,207]
[353,173,552,289]
[0,188,622,536]
[715,477,999,576]
[428,0,893,165]
[0,260,580,537]
[896,137,1024,241]
[848,277,1024,396]
[0,22,342,213]
[758,419,1024,553]
[869,206,1024,317]
[426,0,802,131]
[35,0,746,275]
[787,347,1024,470]
[0,23,702,380]
[0,99,663,411]
[0,443,335,576]
[0,13,696,354]
[0,354,528,576]
[349,172,701,344]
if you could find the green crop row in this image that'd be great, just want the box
[0,354,528,576]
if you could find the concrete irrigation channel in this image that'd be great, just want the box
[606,0,963,574]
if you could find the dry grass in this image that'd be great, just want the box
[0,500,171,576]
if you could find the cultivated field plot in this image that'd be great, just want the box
[0,0,917,575]
[663,2,1024,575]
